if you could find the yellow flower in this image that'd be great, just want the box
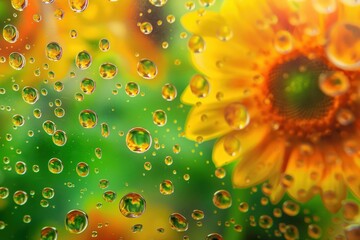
[182,0,360,212]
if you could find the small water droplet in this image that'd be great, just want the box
[52,130,67,146]
[76,162,89,177]
[169,213,188,232]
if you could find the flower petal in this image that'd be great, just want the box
[212,123,270,167]
[232,138,286,188]
[268,174,286,204]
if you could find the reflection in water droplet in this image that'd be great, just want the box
[149,0,167,7]
[46,42,63,61]
[274,30,293,54]
[76,162,89,177]
[103,190,117,202]
[206,233,223,240]
[68,0,89,12]
[52,130,67,146]
[9,52,26,70]
[40,226,58,240]
[79,109,98,128]
[43,120,56,135]
[308,224,322,239]
[15,161,26,175]
[101,123,110,138]
[188,35,205,53]
[318,71,350,97]
[119,193,146,218]
[3,24,19,43]
[190,74,210,98]
[139,22,153,35]
[42,187,55,199]
[213,190,232,209]
[284,225,299,240]
[48,158,63,174]
[137,59,157,79]
[99,38,110,52]
[80,78,96,94]
[283,200,300,216]
[11,0,28,11]
[0,187,9,199]
[215,168,226,179]
[223,134,241,156]
[162,83,177,101]
[224,103,250,130]
[13,190,28,205]
[22,86,39,104]
[12,114,25,127]
[169,213,188,232]
[131,224,143,233]
[65,209,89,234]
[99,63,118,79]
[259,215,273,229]
[191,209,204,220]
[99,179,109,189]
[153,110,167,126]
[76,51,92,70]
[336,108,355,126]
[125,82,140,97]
[126,127,152,153]
[160,180,174,195]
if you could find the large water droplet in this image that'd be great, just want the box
[162,83,177,101]
[190,74,210,98]
[52,130,67,146]
[137,59,157,79]
[119,193,146,218]
[318,71,349,97]
[213,190,232,209]
[160,180,174,195]
[126,127,152,153]
[9,52,26,70]
[153,110,167,126]
[65,209,89,234]
[22,86,39,104]
[99,63,118,79]
[188,35,205,53]
[80,78,96,94]
[169,213,188,232]
[224,103,250,130]
[11,0,28,11]
[79,109,98,128]
[48,158,63,174]
[46,42,63,61]
[3,24,19,43]
[76,51,92,69]
[13,190,28,205]
[40,226,58,240]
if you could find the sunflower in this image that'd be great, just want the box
[181,0,360,212]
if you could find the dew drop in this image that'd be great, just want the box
[68,0,89,12]
[284,225,299,240]
[40,227,58,240]
[101,122,110,138]
[223,134,241,156]
[76,162,89,177]
[15,161,26,175]
[22,86,39,104]
[206,233,223,240]
[153,110,167,126]
[160,180,174,195]
[65,209,89,234]
[76,51,92,70]
[190,74,210,98]
[11,0,28,11]
[12,114,25,127]
[43,120,56,135]
[80,78,96,94]
[103,190,117,202]
[259,215,273,229]
[119,192,146,218]
[3,24,19,43]
[139,22,153,35]
[99,63,118,79]
[149,0,167,7]
[46,42,62,61]
[52,130,67,146]
[308,224,322,239]
[13,190,28,205]
[169,213,188,232]
[42,187,55,199]
[191,209,204,220]
[137,59,157,79]
[188,35,205,53]
[282,200,300,216]
[125,82,140,97]
[318,71,350,97]
[126,127,152,153]
[9,52,26,70]
[162,83,177,101]
[336,108,355,126]
[79,109,98,128]
[224,103,250,130]
[274,30,293,54]
[0,187,9,199]
[48,158,63,174]
[215,168,226,179]
[99,38,110,52]
[213,190,232,209]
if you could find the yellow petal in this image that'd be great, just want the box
[184,102,232,141]
[285,144,324,202]
[212,123,270,167]
[232,138,286,188]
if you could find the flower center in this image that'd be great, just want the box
[268,56,334,120]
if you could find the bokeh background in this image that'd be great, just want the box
[0,0,358,239]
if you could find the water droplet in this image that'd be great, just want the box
[33,14,42,22]
[274,30,293,54]
[284,225,299,240]
[282,200,300,216]
[3,24,19,43]
[213,190,232,209]
[15,161,26,175]
[79,109,98,128]
[162,83,177,101]
[70,29,77,38]
[0,187,9,199]
[101,122,110,138]
[308,224,322,239]
[99,38,110,51]
[217,25,233,41]
[40,199,49,208]
[312,0,336,13]
[206,233,223,240]
[199,0,216,7]
[139,22,153,35]
[125,82,140,97]
[259,215,273,229]
[319,71,350,97]
[169,213,188,232]
[11,0,28,11]
[131,224,143,233]
[12,114,25,127]
[42,187,55,199]
[326,23,360,70]
[68,0,89,12]
[43,120,56,135]
[224,103,250,130]
[336,108,355,126]
[126,127,152,153]
[9,52,26,70]
[99,63,118,79]
[65,209,89,234]
[22,215,30,224]
[188,35,205,53]
[54,8,64,20]
[40,227,58,240]
[76,51,92,70]
[99,179,109,189]
[166,15,175,23]
[76,162,89,177]
[343,200,359,221]
[160,180,174,195]
[149,0,167,7]
[215,168,226,179]
[137,59,157,79]
[119,192,146,218]
[223,134,241,156]
[48,158,63,174]
[191,209,204,220]
[13,190,28,205]
[80,78,96,94]
[153,110,167,126]
[22,86,39,104]
[54,107,65,118]
[52,130,67,146]
[190,74,210,98]
[46,42,62,61]
[144,162,152,170]
[103,190,117,202]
